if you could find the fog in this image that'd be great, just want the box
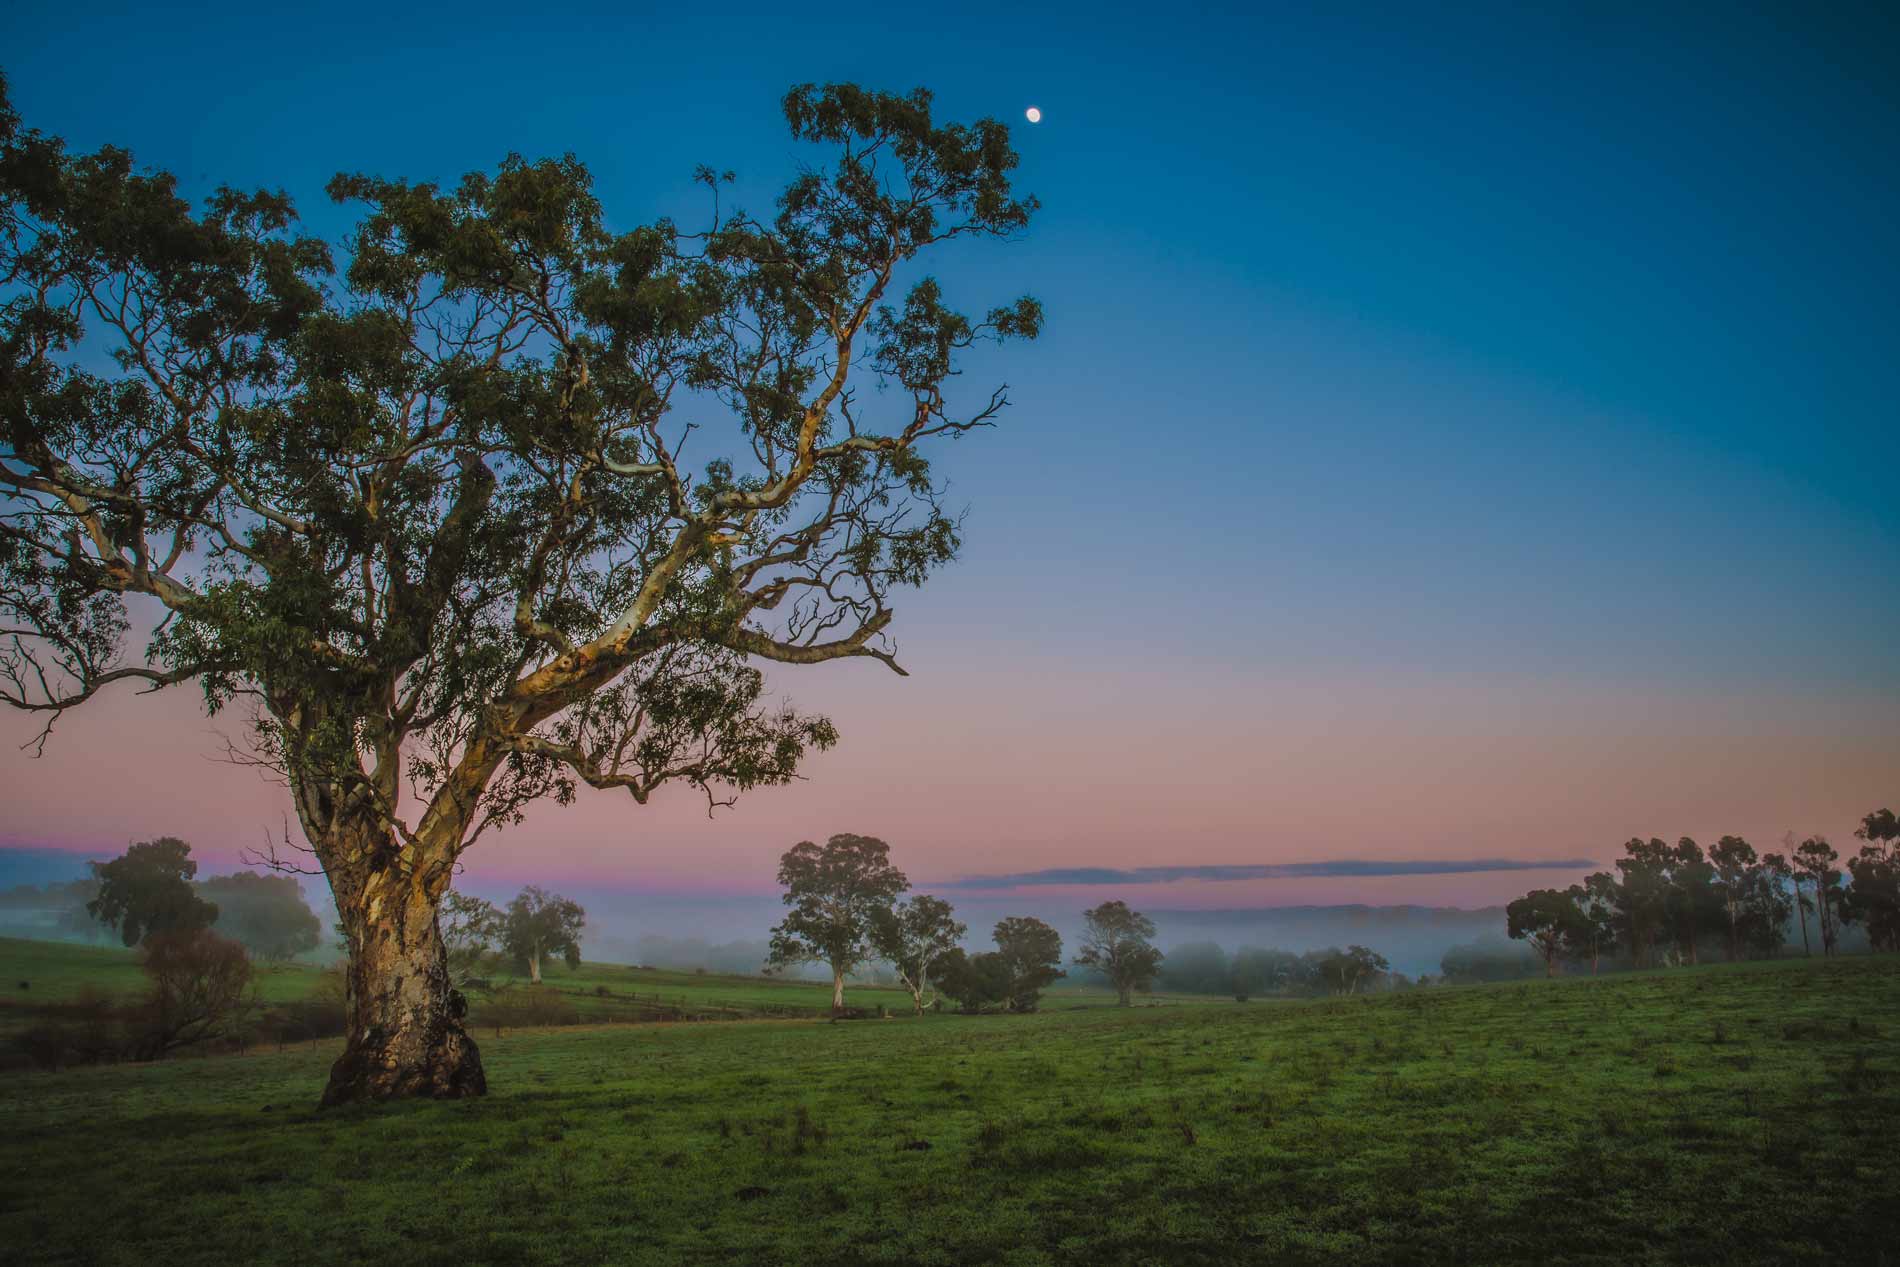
[2,848,1508,978]
[494,886,1504,980]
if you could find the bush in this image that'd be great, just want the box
[131,928,259,1060]
[476,986,583,1031]
[935,949,1013,1014]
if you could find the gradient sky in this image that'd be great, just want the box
[2,1,1895,924]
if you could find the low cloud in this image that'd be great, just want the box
[941,858,1596,890]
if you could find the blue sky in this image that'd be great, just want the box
[2,1,1895,914]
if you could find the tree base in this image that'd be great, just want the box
[318,1021,486,1108]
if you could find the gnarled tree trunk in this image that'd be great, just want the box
[322,859,485,1108]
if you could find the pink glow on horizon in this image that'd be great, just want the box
[3,651,1894,910]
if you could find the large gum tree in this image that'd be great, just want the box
[0,78,1040,1105]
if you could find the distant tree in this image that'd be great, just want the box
[86,838,219,948]
[502,887,586,984]
[1775,833,1814,957]
[133,928,258,1060]
[197,871,322,961]
[933,947,1013,1014]
[1074,901,1164,1006]
[1844,808,1899,952]
[441,892,506,988]
[1707,836,1757,962]
[767,834,909,1014]
[1563,873,1620,975]
[1159,941,1232,996]
[869,894,965,1015]
[1315,945,1389,995]
[1793,837,1842,956]
[1439,936,1539,984]
[1742,853,1795,958]
[1666,836,1719,964]
[1614,837,1673,968]
[1506,889,1579,977]
[1229,946,1305,998]
[992,916,1065,1012]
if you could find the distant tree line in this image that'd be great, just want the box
[766,834,1181,1015]
[1157,942,1399,998]
[1505,808,1898,975]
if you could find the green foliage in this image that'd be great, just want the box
[1,75,1042,1093]
[501,887,586,981]
[932,947,1013,1013]
[1313,944,1390,994]
[1793,836,1847,956]
[85,838,219,948]
[1846,809,1900,952]
[767,835,909,999]
[992,916,1065,1012]
[1,954,1895,1261]
[867,893,964,1010]
[1507,888,1582,975]
[1074,900,1162,1004]
[441,890,504,987]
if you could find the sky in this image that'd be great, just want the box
[1,1,1896,935]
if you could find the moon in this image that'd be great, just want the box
[1025,106,1042,124]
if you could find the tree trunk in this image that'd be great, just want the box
[529,947,542,985]
[831,968,845,1015]
[1117,981,1132,1006]
[1795,882,1811,957]
[322,864,485,1108]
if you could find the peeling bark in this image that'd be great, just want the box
[321,858,484,1108]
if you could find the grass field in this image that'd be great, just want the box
[0,937,1210,1030]
[1,949,1896,1264]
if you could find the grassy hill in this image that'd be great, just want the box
[1,946,1895,1263]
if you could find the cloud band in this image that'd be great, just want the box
[941,858,1596,890]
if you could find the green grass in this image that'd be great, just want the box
[2,952,1895,1264]
[0,936,1198,1027]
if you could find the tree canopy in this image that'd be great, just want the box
[869,893,964,1015]
[767,832,909,1013]
[85,837,219,948]
[1506,889,1578,977]
[991,916,1064,1012]
[440,891,505,987]
[501,886,585,984]
[197,870,323,960]
[1074,900,1162,1005]
[0,75,1040,1102]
